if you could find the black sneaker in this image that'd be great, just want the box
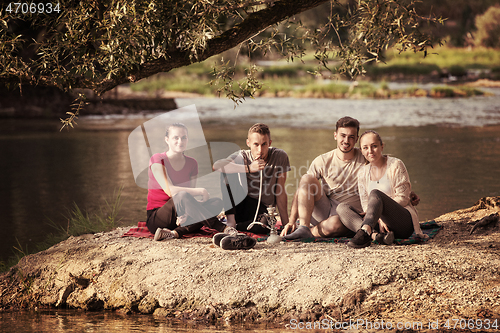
[212,227,239,247]
[213,233,228,247]
[347,229,372,248]
[220,234,257,250]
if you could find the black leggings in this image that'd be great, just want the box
[146,191,226,237]
[337,189,414,239]
[221,173,270,234]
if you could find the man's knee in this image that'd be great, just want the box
[324,215,342,229]
[323,215,352,236]
[298,174,321,197]
[300,174,317,185]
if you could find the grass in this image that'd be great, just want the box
[128,46,498,98]
[131,72,216,95]
[47,186,124,239]
[298,81,350,98]
[366,63,442,79]
[131,69,489,99]
[0,187,124,273]
[383,46,500,69]
[430,86,486,98]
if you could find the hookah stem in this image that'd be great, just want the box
[252,169,263,225]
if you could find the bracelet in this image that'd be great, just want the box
[246,164,250,173]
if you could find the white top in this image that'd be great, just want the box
[368,169,391,197]
[358,156,424,237]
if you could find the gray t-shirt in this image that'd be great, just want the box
[227,147,290,206]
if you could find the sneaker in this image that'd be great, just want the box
[154,228,176,241]
[375,231,394,245]
[212,226,239,247]
[212,233,228,247]
[347,229,372,248]
[220,234,257,250]
[384,231,394,245]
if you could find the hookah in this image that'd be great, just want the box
[247,170,282,243]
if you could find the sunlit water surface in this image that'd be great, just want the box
[0,310,287,333]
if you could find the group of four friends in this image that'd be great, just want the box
[146,116,427,250]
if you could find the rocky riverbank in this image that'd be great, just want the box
[0,85,177,118]
[1,197,499,330]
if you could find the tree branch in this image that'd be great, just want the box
[89,0,329,95]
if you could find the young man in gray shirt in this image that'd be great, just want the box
[213,123,291,234]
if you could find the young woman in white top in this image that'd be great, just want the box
[337,130,427,248]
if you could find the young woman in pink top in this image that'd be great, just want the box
[146,123,236,241]
[337,130,427,248]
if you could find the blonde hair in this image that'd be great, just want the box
[165,123,188,137]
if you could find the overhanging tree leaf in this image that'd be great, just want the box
[1,0,443,126]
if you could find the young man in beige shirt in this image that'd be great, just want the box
[281,116,419,240]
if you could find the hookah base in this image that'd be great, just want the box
[266,233,282,244]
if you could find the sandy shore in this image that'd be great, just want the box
[1,197,499,331]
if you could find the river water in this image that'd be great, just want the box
[1,92,500,331]
[0,309,286,332]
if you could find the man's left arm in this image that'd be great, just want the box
[276,172,289,226]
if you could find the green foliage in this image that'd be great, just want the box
[60,93,88,131]
[1,0,442,97]
[261,65,313,77]
[299,81,350,97]
[367,63,441,79]
[130,57,489,99]
[0,187,124,273]
[430,86,456,97]
[210,61,264,104]
[50,186,124,238]
[387,46,489,67]
[130,72,215,95]
[475,5,500,48]
[448,65,467,77]
[431,86,485,97]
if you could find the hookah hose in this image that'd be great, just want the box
[246,161,281,243]
[249,169,264,228]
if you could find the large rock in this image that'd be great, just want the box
[1,197,499,326]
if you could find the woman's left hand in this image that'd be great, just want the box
[378,219,390,233]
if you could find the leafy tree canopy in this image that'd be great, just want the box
[1,0,442,105]
[475,5,500,48]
